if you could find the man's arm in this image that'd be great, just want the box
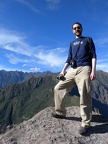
[90,58,96,80]
[60,63,70,76]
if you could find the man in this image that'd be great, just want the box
[52,22,97,135]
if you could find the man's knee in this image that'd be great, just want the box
[54,84,60,92]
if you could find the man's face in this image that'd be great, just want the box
[72,24,82,37]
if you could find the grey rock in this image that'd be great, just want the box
[0,106,108,144]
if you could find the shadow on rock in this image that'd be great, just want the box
[65,116,81,121]
[91,114,108,123]
[85,114,108,136]
[85,123,108,136]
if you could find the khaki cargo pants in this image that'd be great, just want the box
[54,66,92,128]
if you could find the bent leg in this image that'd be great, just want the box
[54,68,76,116]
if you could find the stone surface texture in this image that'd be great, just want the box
[0,106,108,144]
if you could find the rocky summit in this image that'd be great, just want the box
[0,106,108,144]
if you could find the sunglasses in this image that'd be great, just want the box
[73,26,81,30]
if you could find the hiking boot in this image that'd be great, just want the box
[51,113,66,119]
[78,126,89,135]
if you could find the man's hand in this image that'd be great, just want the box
[60,63,69,76]
[60,71,66,76]
[90,71,96,81]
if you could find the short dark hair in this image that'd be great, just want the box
[72,22,82,29]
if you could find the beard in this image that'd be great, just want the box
[75,30,82,37]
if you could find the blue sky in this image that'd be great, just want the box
[0,0,108,73]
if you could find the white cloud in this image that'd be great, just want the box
[16,0,41,13]
[5,53,35,64]
[0,27,67,71]
[29,67,41,72]
[45,0,61,10]
[1,27,108,73]
[95,37,108,48]
[0,64,21,71]
[0,28,33,56]
[97,64,108,72]
[16,0,45,15]
[6,54,22,64]
[35,47,67,68]
[22,64,27,67]
[97,59,108,63]
[97,58,108,72]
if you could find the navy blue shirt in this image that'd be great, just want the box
[66,36,97,67]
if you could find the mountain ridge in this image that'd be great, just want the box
[0,70,108,134]
[0,70,54,88]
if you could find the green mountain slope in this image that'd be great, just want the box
[0,75,79,133]
[0,70,108,133]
